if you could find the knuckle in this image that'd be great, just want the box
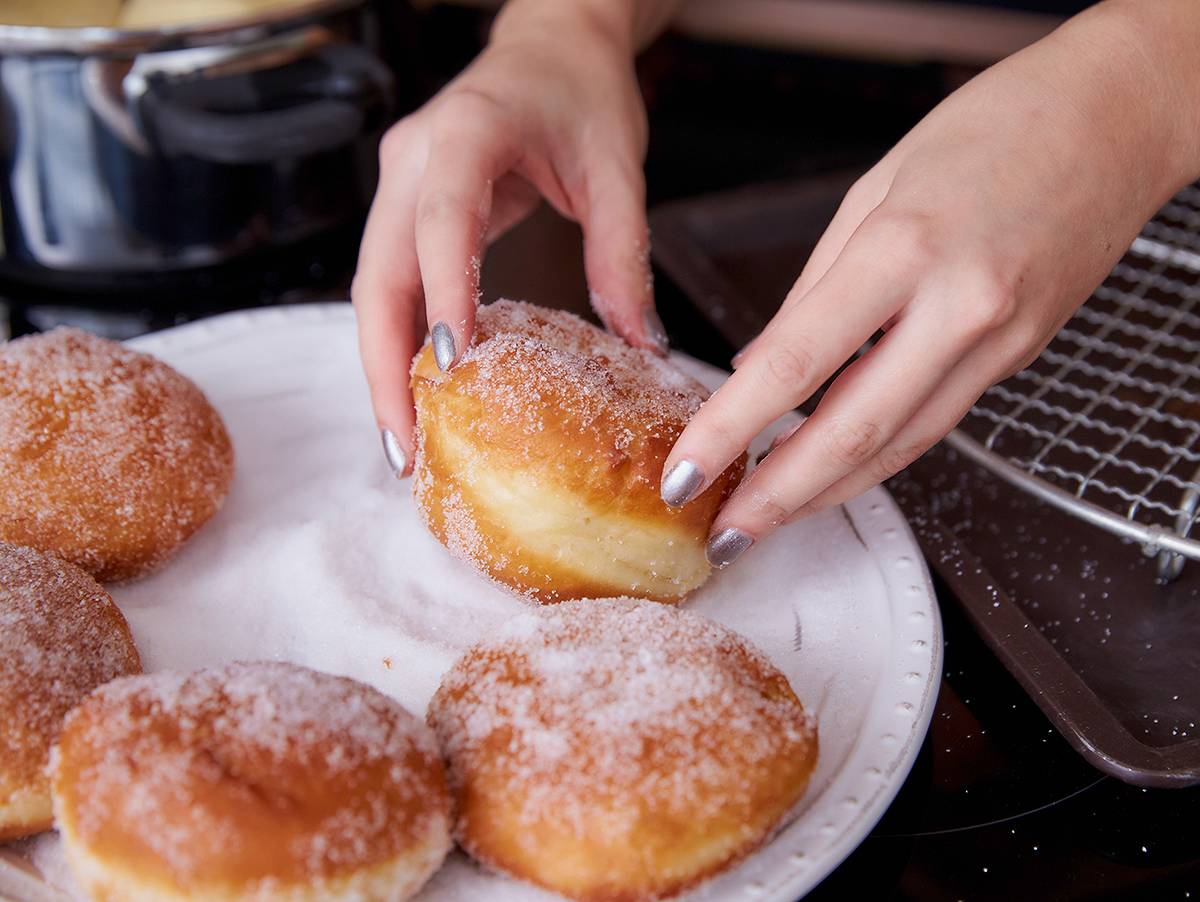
[873,442,929,480]
[749,491,793,530]
[440,86,502,119]
[434,88,510,139]
[841,175,881,211]
[415,191,475,234]
[997,341,1042,380]
[868,209,939,271]
[377,120,413,167]
[823,418,884,467]
[960,276,1018,338]
[694,401,741,450]
[1003,313,1051,367]
[758,342,815,391]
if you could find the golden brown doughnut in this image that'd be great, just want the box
[0,327,234,583]
[50,661,452,902]
[411,300,744,603]
[428,598,818,901]
[0,542,141,841]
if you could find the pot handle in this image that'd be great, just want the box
[137,42,393,165]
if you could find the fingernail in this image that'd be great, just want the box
[643,307,669,355]
[381,428,407,478]
[661,459,705,507]
[431,322,456,372]
[706,528,754,568]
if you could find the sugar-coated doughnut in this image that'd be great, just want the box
[411,300,744,603]
[50,661,452,902]
[428,598,818,901]
[0,328,234,582]
[0,542,141,841]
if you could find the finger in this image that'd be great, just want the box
[579,156,665,354]
[352,157,424,476]
[705,304,983,557]
[787,335,1026,519]
[732,174,889,368]
[414,102,521,371]
[661,240,912,508]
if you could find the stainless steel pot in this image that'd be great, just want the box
[0,0,398,285]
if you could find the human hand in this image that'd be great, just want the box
[353,1,668,475]
[660,0,1200,567]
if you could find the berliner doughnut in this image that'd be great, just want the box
[50,661,452,902]
[0,542,141,841]
[428,598,818,901]
[411,300,744,603]
[0,327,234,582]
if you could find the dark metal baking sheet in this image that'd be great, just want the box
[650,172,1200,786]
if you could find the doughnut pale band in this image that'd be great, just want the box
[412,300,744,603]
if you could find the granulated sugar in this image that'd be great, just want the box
[457,300,706,434]
[0,328,233,581]
[6,306,894,901]
[53,662,444,882]
[0,543,140,798]
[430,599,816,849]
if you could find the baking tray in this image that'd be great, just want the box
[651,172,1200,787]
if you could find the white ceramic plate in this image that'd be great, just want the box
[0,304,941,902]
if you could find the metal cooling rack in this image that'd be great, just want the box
[946,183,1200,581]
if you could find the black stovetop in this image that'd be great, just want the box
[810,593,1200,900]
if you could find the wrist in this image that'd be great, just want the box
[1060,1,1200,200]
[492,0,673,56]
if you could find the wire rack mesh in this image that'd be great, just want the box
[947,182,1200,581]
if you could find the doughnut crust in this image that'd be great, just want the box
[0,542,141,841]
[50,662,452,902]
[428,599,818,901]
[0,328,234,582]
[411,300,744,603]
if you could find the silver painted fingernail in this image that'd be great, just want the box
[381,428,407,478]
[643,307,669,355]
[431,322,456,372]
[661,459,705,507]
[706,528,754,568]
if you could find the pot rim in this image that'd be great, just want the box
[0,0,363,54]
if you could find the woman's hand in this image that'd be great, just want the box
[661,0,1200,567]
[354,0,674,475]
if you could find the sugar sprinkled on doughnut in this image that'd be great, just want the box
[51,661,451,901]
[451,300,706,437]
[0,328,234,582]
[0,542,141,841]
[429,598,817,899]
[411,301,745,603]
